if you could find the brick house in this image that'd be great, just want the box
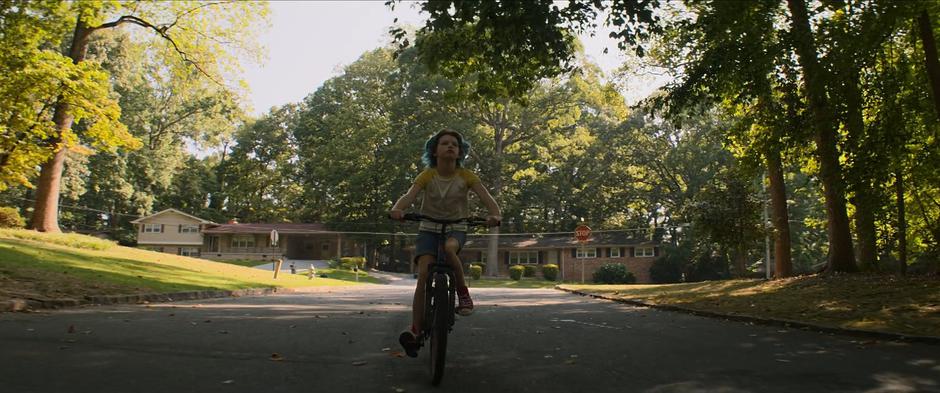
[131,209,365,261]
[459,232,662,283]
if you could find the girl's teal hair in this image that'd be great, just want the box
[422,130,470,167]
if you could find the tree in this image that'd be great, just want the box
[16,1,267,232]
[389,0,662,101]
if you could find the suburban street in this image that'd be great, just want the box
[2,279,939,393]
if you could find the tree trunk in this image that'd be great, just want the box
[766,149,793,278]
[786,0,857,273]
[917,10,940,121]
[28,18,93,232]
[841,64,880,271]
[485,142,503,277]
[896,169,907,275]
[853,187,879,271]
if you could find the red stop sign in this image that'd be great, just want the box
[575,225,592,243]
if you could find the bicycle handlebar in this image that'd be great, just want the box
[388,213,499,227]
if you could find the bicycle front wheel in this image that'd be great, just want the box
[428,274,450,385]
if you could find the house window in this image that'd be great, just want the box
[576,248,597,258]
[180,224,200,233]
[509,251,539,264]
[143,224,162,233]
[636,247,655,257]
[179,247,200,257]
[232,236,255,248]
[610,248,621,258]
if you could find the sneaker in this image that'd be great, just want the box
[398,328,419,358]
[456,287,474,316]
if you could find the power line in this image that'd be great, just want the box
[8,197,144,218]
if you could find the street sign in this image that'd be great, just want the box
[575,225,591,243]
[270,229,279,247]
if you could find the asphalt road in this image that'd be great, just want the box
[2,282,939,393]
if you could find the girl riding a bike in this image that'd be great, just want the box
[389,130,501,357]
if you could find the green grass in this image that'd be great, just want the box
[213,259,269,268]
[0,229,365,302]
[306,268,382,284]
[560,274,940,338]
[468,277,561,289]
[0,228,115,250]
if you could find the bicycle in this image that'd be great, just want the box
[392,212,495,386]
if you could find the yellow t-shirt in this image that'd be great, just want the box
[414,167,481,232]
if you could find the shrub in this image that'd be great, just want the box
[470,261,486,273]
[592,263,636,284]
[340,256,366,270]
[0,207,25,228]
[523,264,537,277]
[509,265,525,280]
[469,264,483,280]
[650,256,684,283]
[541,264,559,281]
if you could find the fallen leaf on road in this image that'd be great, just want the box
[565,360,576,365]
[394,388,406,393]
[381,347,391,352]
[544,355,553,359]
[352,361,367,366]
[390,351,404,358]
[775,359,791,363]
[67,325,75,334]
[221,380,234,384]
[270,353,285,361]
[217,330,229,334]
[204,320,212,323]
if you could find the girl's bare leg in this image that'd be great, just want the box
[412,255,434,332]
[444,237,467,288]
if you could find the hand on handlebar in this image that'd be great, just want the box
[388,209,404,221]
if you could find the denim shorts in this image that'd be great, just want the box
[414,230,466,264]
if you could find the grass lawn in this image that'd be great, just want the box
[560,274,940,338]
[468,277,561,289]
[301,268,382,284]
[0,228,365,303]
[213,259,268,268]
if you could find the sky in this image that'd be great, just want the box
[242,1,654,117]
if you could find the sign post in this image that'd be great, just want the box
[575,225,591,283]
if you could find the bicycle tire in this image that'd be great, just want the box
[429,273,450,385]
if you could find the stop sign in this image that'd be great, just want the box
[575,224,591,243]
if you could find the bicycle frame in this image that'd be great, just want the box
[394,213,490,386]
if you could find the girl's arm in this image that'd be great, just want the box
[389,183,422,220]
[471,182,502,225]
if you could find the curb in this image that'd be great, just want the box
[555,286,940,345]
[0,287,302,312]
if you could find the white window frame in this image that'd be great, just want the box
[509,251,539,265]
[610,248,621,258]
[143,223,162,233]
[232,236,255,248]
[180,224,200,234]
[576,248,597,259]
[636,247,655,257]
[179,247,200,257]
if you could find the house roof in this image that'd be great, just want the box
[202,223,330,235]
[462,231,659,250]
[130,208,215,224]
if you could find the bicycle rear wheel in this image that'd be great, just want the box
[428,274,450,385]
